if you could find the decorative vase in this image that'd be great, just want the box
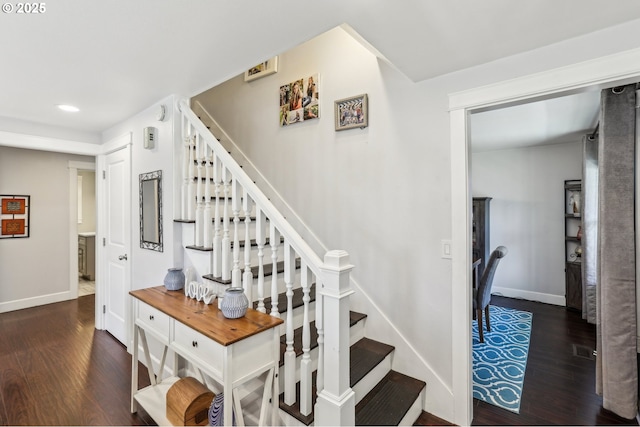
[219,287,248,319]
[208,392,235,426]
[163,268,185,291]
[576,226,582,241]
[570,191,581,215]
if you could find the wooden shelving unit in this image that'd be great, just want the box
[564,180,582,311]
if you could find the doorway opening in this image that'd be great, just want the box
[78,169,96,296]
[449,48,640,426]
[69,160,96,302]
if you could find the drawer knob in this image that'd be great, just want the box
[192,341,198,348]
[149,315,154,320]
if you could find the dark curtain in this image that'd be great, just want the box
[595,84,638,419]
[582,135,598,324]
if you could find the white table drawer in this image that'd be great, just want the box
[136,300,171,342]
[173,320,222,375]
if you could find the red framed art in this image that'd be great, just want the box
[2,197,26,214]
[0,195,30,238]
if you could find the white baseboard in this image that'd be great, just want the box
[492,286,565,306]
[0,290,75,314]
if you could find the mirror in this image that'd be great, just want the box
[139,170,163,252]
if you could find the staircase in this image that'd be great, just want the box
[176,100,427,425]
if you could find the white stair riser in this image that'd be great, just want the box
[192,199,258,218]
[399,388,425,426]
[277,316,367,392]
[352,354,392,405]
[181,219,272,248]
[275,300,316,336]
[183,248,211,282]
[278,346,319,392]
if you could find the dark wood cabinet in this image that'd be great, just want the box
[564,180,582,311]
[472,197,491,277]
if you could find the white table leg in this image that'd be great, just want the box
[130,324,139,413]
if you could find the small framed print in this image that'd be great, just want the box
[0,195,30,238]
[244,56,278,82]
[2,197,25,214]
[2,219,25,235]
[335,94,368,131]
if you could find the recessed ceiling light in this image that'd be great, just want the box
[57,104,80,112]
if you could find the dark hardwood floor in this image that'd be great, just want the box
[2,294,637,426]
[471,295,638,426]
[0,294,154,426]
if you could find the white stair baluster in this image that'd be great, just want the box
[176,102,359,424]
[255,208,266,313]
[186,132,196,221]
[231,178,241,288]
[284,242,296,405]
[269,223,280,318]
[212,154,222,277]
[242,191,253,303]
[221,168,231,282]
[195,134,205,247]
[316,280,324,394]
[300,262,313,416]
[181,114,190,220]
[203,144,213,249]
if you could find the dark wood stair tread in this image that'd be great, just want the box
[184,235,282,253]
[202,258,301,284]
[350,337,394,386]
[413,411,455,426]
[279,337,396,425]
[355,370,426,425]
[254,282,315,314]
[278,311,368,366]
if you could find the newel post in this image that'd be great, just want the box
[314,250,355,426]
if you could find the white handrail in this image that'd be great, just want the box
[178,99,324,277]
[178,99,354,423]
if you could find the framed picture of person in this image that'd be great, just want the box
[279,74,319,126]
[244,56,279,82]
[334,94,368,131]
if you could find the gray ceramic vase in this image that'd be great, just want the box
[219,287,249,319]
[163,268,185,291]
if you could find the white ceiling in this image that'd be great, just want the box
[470,90,601,152]
[1,0,639,141]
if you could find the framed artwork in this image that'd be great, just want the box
[334,94,368,131]
[0,195,30,238]
[244,56,278,82]
[280,73,319,126]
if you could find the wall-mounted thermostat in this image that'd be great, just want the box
[144,127,157,149]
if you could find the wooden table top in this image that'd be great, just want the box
[130,286,283,346]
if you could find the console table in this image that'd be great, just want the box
[130,286,283,426]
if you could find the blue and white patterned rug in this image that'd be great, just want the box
[472,305,532,413]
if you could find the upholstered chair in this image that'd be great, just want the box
[474,246,508,343]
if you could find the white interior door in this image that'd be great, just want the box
[104,147,131,345]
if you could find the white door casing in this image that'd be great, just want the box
[103,145,131,345]
[68,161,97,300]
[449,47,640,426]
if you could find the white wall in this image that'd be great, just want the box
[102,95,181,293]
[78,170,96,234]
[195,26,457,414]
[472,141,583,305]
[192,22,640,422]
[0,146,94,311]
